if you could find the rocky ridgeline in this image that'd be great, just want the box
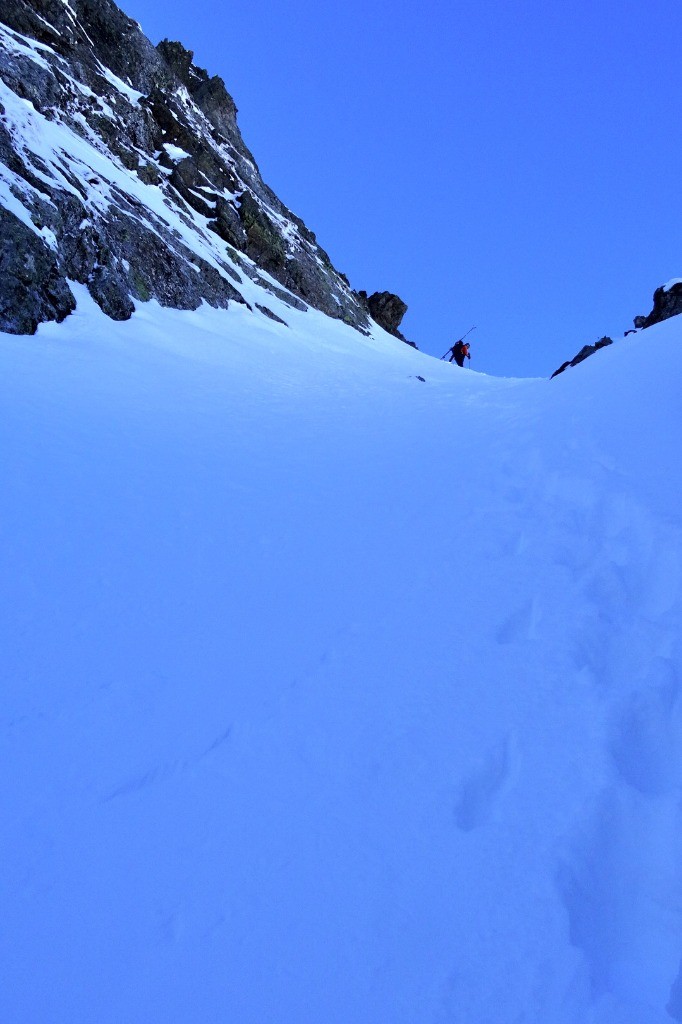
[0,0,411,340]
[551,281,682,378]
[633,280,682,330]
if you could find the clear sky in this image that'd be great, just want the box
[127,0,681,377]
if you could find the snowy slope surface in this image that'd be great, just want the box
[2,293,682,1024]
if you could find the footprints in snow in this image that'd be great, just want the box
[102,724,232,803]
[542,485,682,1015]
[609,656,682,797]
[557,777,682,1014]
[495,597,540,645]
[453,734,515,833]
[496,460,682,1015]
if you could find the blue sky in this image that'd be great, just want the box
[129,0,680,377]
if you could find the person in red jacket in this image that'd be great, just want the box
[448,340,471,367]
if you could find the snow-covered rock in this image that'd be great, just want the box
[0,0,408,335]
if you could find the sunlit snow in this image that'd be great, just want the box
[163,142,191,163]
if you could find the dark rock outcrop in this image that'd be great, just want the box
[551,336,613,379]
[633,281,682,330]
[0,207,76,333]
[366,291,407,335]
[0,0,405,337]
[357,289,416,346]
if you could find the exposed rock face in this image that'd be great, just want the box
[367,291,407,335]
[633,281,682,330]
[0,207,76,332]
[0,0,408,337]
[357,289,415,346]
[550,336,613,379]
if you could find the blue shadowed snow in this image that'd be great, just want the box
[1,287,681,1023]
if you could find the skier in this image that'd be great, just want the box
[447,340,471,367]
[441,326,475,365]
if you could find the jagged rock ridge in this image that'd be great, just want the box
[634,280,682,330]
[550,336,613,379]
[551,280,682,379]
[0,0,411,340]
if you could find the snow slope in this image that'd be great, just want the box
[1,290,682,1023]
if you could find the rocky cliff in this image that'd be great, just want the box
[0,0,410,340]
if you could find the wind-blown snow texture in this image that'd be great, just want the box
[2,287,682,1024]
